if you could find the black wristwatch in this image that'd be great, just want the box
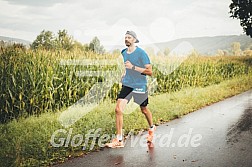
[132,65,135,70]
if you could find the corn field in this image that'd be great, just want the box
[153,55,251,93]
[0,46,251,123]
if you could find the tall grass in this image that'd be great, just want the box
[0,47,118,123]
[0,47,251,123]
[153,55,251,93]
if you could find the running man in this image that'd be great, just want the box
[106,31,156,148]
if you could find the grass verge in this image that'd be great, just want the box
[0,74,251,166]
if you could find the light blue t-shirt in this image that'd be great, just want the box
[121,47,151,89]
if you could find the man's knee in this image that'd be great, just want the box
[115,106,123,115]
[140,106,148,114]
[115,99,127,115]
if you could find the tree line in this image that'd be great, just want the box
[30,29,105,54]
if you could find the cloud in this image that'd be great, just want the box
[0,0,243,45]
[2,0,67,6]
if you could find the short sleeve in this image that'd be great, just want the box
[121,48,127,62]
[141,50,151,65]
[121,48,127,55]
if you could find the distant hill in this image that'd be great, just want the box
[152,35,252,55]
[1,35,252,55]
[106,35,252,55]
[0,36,31,46]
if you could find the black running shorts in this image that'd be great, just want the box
[116,85,149,107]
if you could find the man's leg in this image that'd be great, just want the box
[140,106,153,127]
[105,99,128,148]
[134,92,153,128]
[106,85,132,148]
[115,99,128,139]
[140,105,156,143]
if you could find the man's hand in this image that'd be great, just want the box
[125,61,133,69]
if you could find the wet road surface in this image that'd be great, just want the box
[55,90,252,167]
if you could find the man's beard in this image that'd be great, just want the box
[125,41,131,47]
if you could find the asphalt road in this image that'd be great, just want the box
[55,89,252,167]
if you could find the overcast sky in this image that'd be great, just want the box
[0,0,243,47]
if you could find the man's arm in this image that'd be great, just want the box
[125,61,152,76]
[135,64,152,76]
